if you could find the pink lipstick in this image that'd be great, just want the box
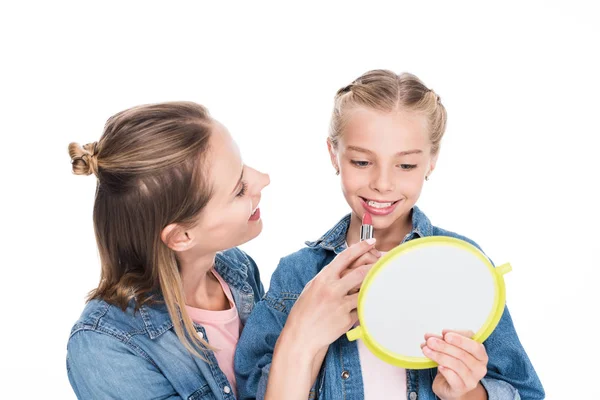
[360,212,373,241]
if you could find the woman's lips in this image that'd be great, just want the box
[249,207,261,221]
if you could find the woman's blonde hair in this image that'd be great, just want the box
[69,101,215,358]
[329,69,447,154]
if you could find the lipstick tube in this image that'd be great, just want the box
[360,212,373,241]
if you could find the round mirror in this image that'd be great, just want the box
[346,236,511,369]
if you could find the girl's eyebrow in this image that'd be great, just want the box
[346,145,423,156]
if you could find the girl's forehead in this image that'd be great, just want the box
[340,112,431,153]
[343,108,429,137]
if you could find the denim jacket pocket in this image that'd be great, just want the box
[188,383,216,400]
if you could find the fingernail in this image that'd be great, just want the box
[366,238,376,245]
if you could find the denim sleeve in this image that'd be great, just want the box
[246,252,265,299]
[450,236,545,399]
[482,305,545,399]
[67,330,183,400]
[234,296,287,400]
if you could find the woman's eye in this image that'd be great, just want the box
[236,181,248,197]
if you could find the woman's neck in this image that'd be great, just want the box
[178,251,229,311]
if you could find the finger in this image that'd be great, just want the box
[325,239,377,275]
[442,329,475,338]
[422,346,470,386]
[352,251,380,267]
[349,310,358,326]
[443,332,488,363]
[339,263,374,293]
[340,251,380,278]
[369,248,382,258]
[426,337,482,374]
[345,292,360,311]
[437,365,468,393]
[424,332,444,341]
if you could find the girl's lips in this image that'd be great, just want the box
[359,197,399,216]
[249,207,261,221]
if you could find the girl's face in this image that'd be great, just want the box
[184,121,270,254]
[328,107,437,231]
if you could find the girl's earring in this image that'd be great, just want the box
[425,175,429,181]
[335,169,340,175]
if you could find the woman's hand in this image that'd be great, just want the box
[340,245,380,294]
[284,238,378,354]
[267,239,377,400]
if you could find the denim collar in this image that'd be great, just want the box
[139,251,249,339]
[305,206,433,254]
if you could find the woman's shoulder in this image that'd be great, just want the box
[69,298,147,343]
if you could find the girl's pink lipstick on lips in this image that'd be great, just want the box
[360,197,399,216]
[360,212,373,241]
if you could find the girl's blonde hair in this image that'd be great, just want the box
[329,69,447,154]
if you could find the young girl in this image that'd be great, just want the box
[66,102,378,399]
[235,71,545,399]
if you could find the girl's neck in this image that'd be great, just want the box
[346,210,413,252]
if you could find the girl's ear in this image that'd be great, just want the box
[427,152,439,179]
[327,138,340,174]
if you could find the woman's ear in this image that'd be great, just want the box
[161,223,193,252]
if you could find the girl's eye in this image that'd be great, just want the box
[400,164,417,170]
[236,182,248,197]
[351,160,370,168]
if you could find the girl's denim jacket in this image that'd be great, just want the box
[234,207,545,400]
[67,248,263,400]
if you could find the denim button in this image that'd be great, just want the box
[224,386,231,394]
[341,370,350,379]
[409,392,417,400]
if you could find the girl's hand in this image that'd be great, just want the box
[421,330,489,400]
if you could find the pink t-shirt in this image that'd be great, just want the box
[357,338,407,398]
[186,269,240,397]
[356,249,407,398]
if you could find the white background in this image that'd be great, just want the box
[1,1,598,399]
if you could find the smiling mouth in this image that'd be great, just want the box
[359,197,400,209]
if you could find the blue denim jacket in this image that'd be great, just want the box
[67,248,264,400]
[235,207,545,400]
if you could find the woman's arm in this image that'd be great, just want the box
[235,239,379,400]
